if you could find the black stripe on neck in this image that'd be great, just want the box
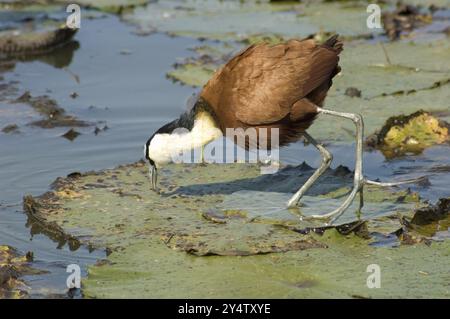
[145,97,218,154]
[155,97,217,135]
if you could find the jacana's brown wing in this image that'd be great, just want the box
[200,37,342,126]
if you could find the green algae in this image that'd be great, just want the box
[382,112,448,147]
[366,110,450,158]
[22,160,450,298]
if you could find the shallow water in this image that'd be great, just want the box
[0,13,449,297]
[0,14,196,297]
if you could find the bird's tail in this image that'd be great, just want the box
[323,34,343,54]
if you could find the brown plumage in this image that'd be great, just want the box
[146,35,418,222]
[199,35,343,148]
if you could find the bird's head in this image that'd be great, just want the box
[144,105,222,191]
[144,120,183,191]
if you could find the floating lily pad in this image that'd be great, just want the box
[0,0,148,14]
[22,159,450,298]
[167,62,216,87]
[335,40,450,98]
[63,0,149,14]
[122,0,382,42]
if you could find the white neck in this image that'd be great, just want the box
[148,112,222,166]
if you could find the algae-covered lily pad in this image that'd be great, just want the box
[366,110,450,158]
[22,160,450,298]
[122,0,378,42]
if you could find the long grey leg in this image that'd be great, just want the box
[287,132,333,208]
[364,177,427,186]
[306,107,365,224]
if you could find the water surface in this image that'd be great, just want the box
[0,13,449,297]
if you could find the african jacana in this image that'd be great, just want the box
[144,35,415,223]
